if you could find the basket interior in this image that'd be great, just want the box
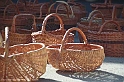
[0,43,44,57]
[47,43,103,51]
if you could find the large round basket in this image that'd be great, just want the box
[47,27,105,72]
[0,27,48,81]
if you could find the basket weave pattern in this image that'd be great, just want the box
[47,27,105,72]
[87,20,124,57]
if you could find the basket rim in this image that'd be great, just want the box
[46,43,104,52]
[0,43,46,57]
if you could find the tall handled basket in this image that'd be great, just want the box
[87,20,124,57]
[0,27,48,81]
[2,14,37,46]
[31,13,74,46]
[47,27,105,72]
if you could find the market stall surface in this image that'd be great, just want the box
[37,57,124,82]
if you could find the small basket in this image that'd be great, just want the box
[77,10,105,42]
[0,27,47,81]
[47,27,105,72]
[2,14,37,46]
[31,13,74,46]
[90,0,123,18]
[87,20,124,57]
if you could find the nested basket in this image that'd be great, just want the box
[31,13,74,46]
[0,27,47,81]
[47,27,105,72]
[90,0,123,19]
[87,20,124,57]
[2,14,37,46]
[77,10,105,42]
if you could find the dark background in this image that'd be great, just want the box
[11,0,124,15]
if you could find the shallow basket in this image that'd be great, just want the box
[47,27,105,72]
[87,20,124,57]
[0,27,48,81]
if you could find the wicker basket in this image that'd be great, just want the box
[0,4,19,30]
[31,13,74,46]
[90,0,123,18]
[67,1,87,21]
[2,14,37,46]
[47,27,105,72]
[109,5,124,30]
[0,27,47,81]
[55,1,78,29]
[77,10,105,42]
[48,1,78,30]
[87,20,124,57]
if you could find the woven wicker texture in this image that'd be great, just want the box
[87,20,124,57]
[2,14,37,46]
[54,1,78,26]
[59,1,87,21]
[77,10,105,42]
[0,27,47,81]
[47,27,105,72]
[0,4,19,30]
[90,0,123,18]
[31,13,74,46]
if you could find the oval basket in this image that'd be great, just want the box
[47,27,105,72]
[0,27,48,81]
[31,13,74,46]
[87,20,124,57]
[2,14,37,46]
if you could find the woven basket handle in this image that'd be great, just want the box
[89,13,105,26]
[112,5,117,21]
[60,27,87,51]
[68,2,86,11]
[88,10,103,20]
[4,27,9,59]
[41,13,64,32]
[95,0,112,15]
[3,4,20,19]
[56,1,74,18]
[98,20,122,33]
[39,2,49,18]
[11,14,37,33]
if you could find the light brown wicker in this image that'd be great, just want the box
[2,14,37,46]
[31,13,74,46]
[47,27,105,72]
[90,0,123,18]
[0,27,47,81]
[87,20,124,57]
